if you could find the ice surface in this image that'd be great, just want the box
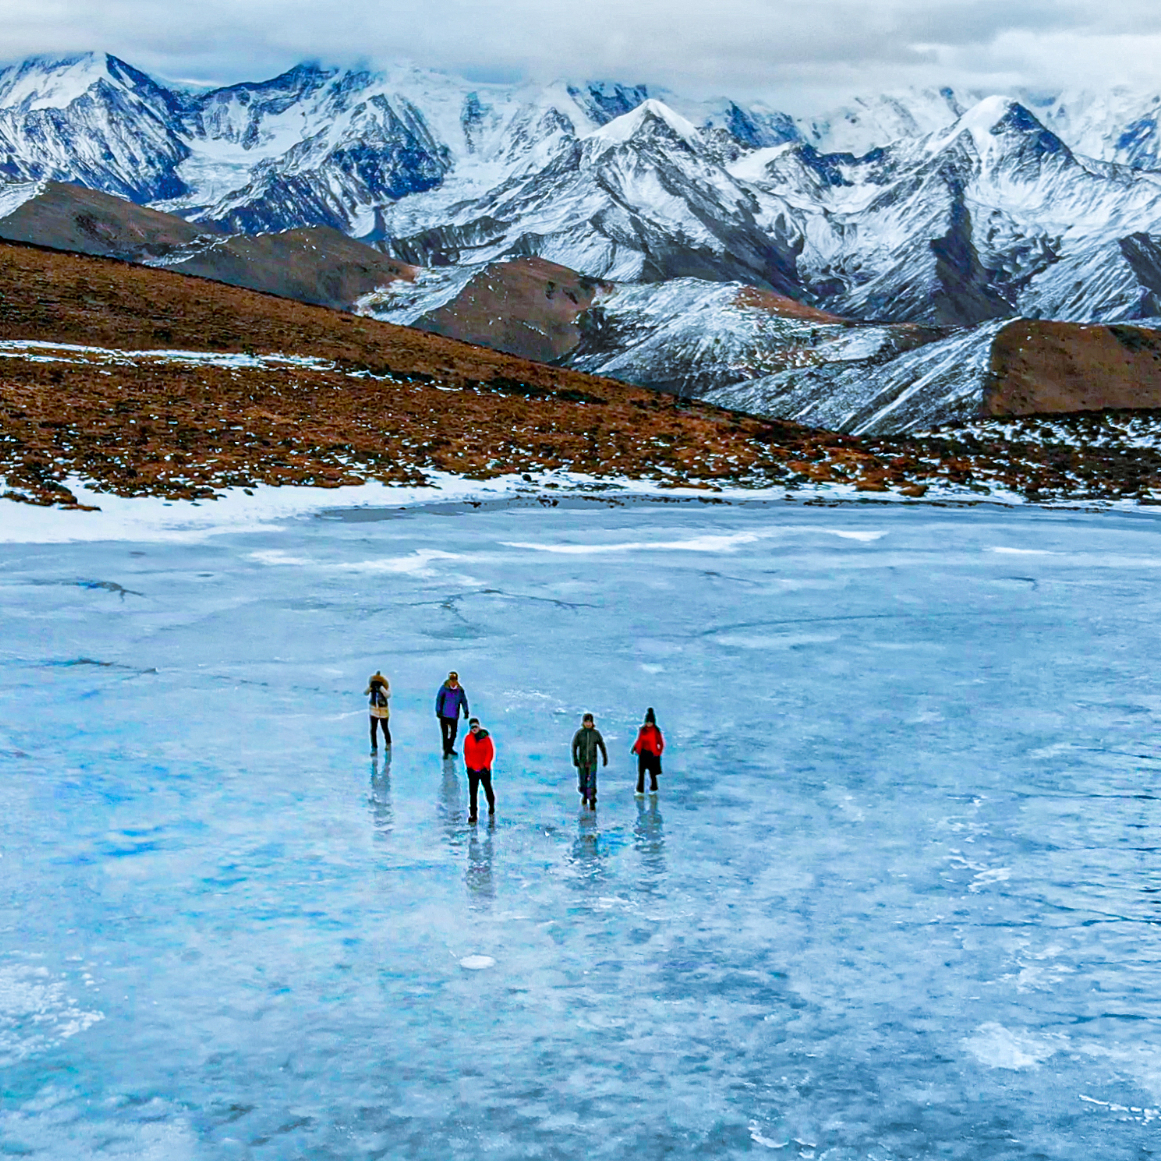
[4,496,1161,1156]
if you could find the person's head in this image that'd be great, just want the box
[583,713,594,728]
[644,707,656,725]
[448,671,459,687]
[469,717,480,733]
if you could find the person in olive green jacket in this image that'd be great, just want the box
[571,713,608,810]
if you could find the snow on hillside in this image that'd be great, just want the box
[0,179,44,219]
[704,320,1010,434]
[566,279,848,392]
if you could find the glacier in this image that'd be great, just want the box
[3,494,1161,1156]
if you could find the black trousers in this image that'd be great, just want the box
[636,752,661,793]
[468,768,495,818]
[370,716,392,748]
[440,716,460,755]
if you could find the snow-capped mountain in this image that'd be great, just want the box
[373,99,803,293]
[0,53,189,200]
[741,96,1161,324]
[11,52,1161,337]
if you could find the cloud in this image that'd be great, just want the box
[2,0,1161,108]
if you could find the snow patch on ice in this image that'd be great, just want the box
[748,1122,789,1148]
[503,527,886,555]
[962,1023,1059,1070]
[460,955,496,970]
[968,867,1011,892]
[251,548,463,575]
[0,962,104,1066]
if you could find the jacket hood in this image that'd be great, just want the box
[470,728,490,740]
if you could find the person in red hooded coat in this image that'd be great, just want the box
[631,707,665,794]
[463,717,495,823]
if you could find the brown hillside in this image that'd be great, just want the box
[732,286,845,322]
[415,257,612,363]
[0,240,899,506]
[986,320,1161,415]
[8,241,1161,509]
[0,240,609,391]
[0,181,214,258]
[0,183,413,312]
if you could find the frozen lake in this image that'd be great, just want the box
[4,495,1161,1157]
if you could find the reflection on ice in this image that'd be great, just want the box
[368,753,393,837]
[5,498,1161,1156]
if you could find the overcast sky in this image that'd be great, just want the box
[4,0,1161,111]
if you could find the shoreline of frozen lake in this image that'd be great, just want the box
[3,499,1161,1157]
[0,469,1038,545]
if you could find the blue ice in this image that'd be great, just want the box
[3,497,1161,1157]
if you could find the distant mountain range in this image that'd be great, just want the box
[6,52,1161,317]
[8,51,1161,433]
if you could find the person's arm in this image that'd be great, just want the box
[572,731,581,766]
[435,688,443,716]
[483,737,495,769]
[631,730,641,755]
[598,733,608,766]
[460,689,470,719]
[655,729,664,754]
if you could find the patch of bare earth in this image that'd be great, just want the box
[414,257,612,363]
[987,320,1161,414]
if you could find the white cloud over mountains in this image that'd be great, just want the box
[4,0,1161,108]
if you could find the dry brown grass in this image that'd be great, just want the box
[5,240,1161,509]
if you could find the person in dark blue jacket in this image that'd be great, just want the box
[435,671,470,757]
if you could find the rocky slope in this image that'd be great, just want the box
[360,258,845,392]
[14,54,1161,442]
[0,239,927,507]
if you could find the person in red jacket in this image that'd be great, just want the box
[632,707,665,794]
[463,717,495,823]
